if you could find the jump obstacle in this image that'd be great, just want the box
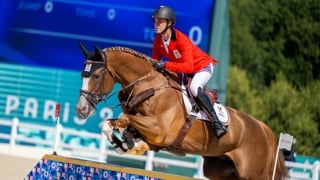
[25,154,198,180]
[24,105,199,179]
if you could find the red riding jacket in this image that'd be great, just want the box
[152,28,218,74]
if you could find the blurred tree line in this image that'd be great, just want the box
[227,0,320,157]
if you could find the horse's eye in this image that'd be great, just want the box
[92,74,100,80]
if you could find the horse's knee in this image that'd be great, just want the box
[117,114,130,128]
[101,120,113,139]
[101,116,146,155]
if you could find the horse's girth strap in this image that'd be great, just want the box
[165,115,196,156]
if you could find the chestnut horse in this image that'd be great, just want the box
[75,44,288,180]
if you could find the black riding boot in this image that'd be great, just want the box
[196,88,227,138]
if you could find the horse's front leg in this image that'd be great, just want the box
[101,114,150,155]
[107,115,135,150]
[101,119,128,154]
[117,114,150,155]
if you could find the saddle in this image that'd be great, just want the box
[183,74,219,113]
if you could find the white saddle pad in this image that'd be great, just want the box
[182,87,230,126]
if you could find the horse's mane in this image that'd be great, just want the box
[104,46,151,62]
[104,46,180,84]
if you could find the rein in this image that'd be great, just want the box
[81,57,174,109]
[80,51,182,110]
[99,70,157,109]
[104,69,179,108]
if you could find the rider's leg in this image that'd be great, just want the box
[196,87,226,138]
[190,64,226,138]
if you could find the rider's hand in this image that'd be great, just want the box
[152,61,165,71]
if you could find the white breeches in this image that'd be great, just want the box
[189,63,214,97]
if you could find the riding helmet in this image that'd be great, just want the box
[152,6,176,25]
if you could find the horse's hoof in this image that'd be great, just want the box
[122,129,135,149]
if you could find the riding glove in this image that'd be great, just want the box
[152,61,165,71]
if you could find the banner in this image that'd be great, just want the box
[0,0,215,71]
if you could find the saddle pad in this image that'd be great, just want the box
[188,103,230,126]
[213,102,230,125]
[181,84,230,126]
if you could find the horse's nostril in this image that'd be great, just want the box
[76,106,84,114]
[76,109,86,119]
[81,106,87,112]
[75,102,91,119]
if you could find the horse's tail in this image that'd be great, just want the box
[261,122,288,179]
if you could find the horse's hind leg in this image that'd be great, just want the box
[203,156,239,180]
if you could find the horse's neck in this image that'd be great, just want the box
[108,56,147,85]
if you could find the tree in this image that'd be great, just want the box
[228,0,320,156]
[227,66,320,156]
[229,0,320,88]
[261,74,320,156]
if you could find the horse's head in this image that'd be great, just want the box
[75,42,115,119]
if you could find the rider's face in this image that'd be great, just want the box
[153,17,168,34]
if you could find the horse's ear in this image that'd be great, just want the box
[79,41,89,57]
[94,45,104,61]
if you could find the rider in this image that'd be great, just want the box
[151,5,227,138]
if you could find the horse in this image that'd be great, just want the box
[75,43,288,180]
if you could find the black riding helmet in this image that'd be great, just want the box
[152,6,176,25]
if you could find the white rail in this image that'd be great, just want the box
[0,118,319,179]
[0,118,204,178]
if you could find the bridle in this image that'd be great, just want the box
[79,55,110,109]
[79,52,159,109]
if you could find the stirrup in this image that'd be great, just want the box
[212,121,227,138]
[215,127,227,138]
[212,119,227,138]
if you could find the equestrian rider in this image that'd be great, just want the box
[151,6,227,138]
